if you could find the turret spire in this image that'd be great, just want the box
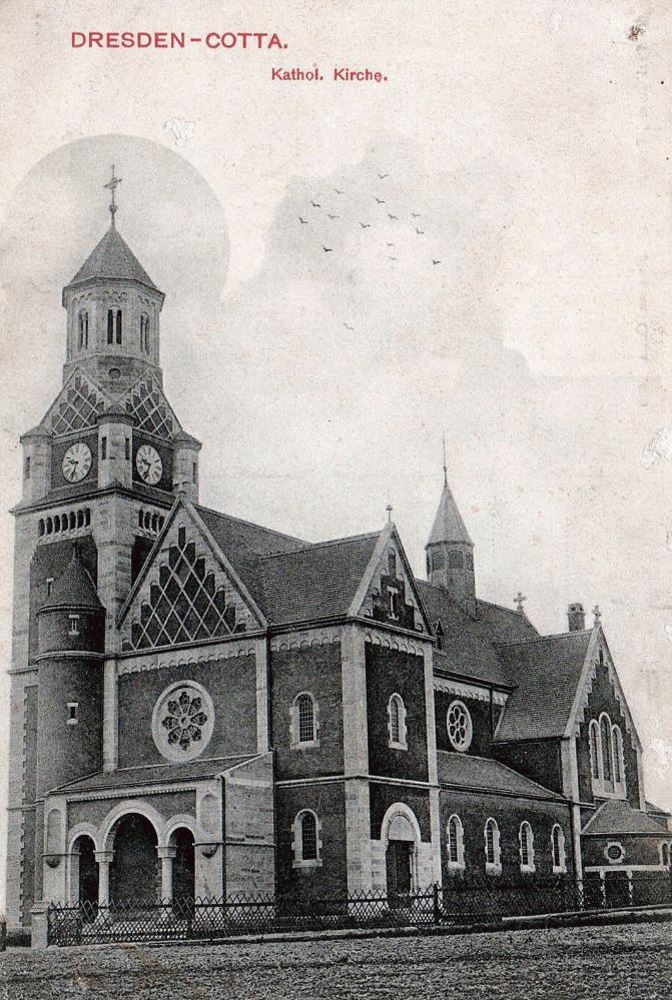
[425,465,476,616]
[103,164,122,228]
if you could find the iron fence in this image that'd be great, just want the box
[46,871,672,947]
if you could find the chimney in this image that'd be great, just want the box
[567,602,585,632]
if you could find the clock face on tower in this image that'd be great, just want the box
[62,442,92,483]
[136,444,163,485]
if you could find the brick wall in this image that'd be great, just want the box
[275,782,347,900]
[68,790,196,831]
[582,833,669,869]
[435,690,504,757]
[29,536,98,660]
[117,654,257,767]
[270,643,344,780]
[493,739,564,795]
[365,645,428,782]
[438,789,574,883]
[369,782,431,841]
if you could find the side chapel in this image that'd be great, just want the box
[5,177,671,935]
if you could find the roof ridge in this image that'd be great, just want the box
[195,503,310,546]
[495,629,593,649]
[260,530,381,560]
[477,598,527,619]
[437,749,565,799]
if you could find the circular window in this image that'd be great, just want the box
[604,842,625,864]
[447,700,473,752]
[152,681,215,762]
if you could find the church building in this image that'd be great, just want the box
[5,181,671,937]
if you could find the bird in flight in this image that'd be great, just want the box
[377,172,389,179]
[387,213,398,220]
[298,217,308,224]
[343,322,354,331]
[322,245,333,252]
[411,212,421,218]
[311,200,321,208]
[360,222,371,229]
[327,214,340,220]
[432,259,441,265]
[388,256,398,261]
[374,197,385,204]
[415,228,425,235]
[334,188,344,194]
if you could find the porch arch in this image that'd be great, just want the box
[380,802,422,902]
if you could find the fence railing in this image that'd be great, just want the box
[46,871,672,947]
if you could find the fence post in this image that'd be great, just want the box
[432,883,441,924]
[30,902,50,950]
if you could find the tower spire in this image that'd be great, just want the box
[442,432,448,489]
[103,164,122,228]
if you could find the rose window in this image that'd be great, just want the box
[152,681,215,762]
[447,700,473,752]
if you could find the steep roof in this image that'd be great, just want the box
[65,226,160,293]
[418,580,538,686]
[582,798,670,836]
[260,532,380,624]
[40,550,102,611]
[197,505,381,624]
[437,751,564,801]
[427,481,472,546]
[493,630,593,741]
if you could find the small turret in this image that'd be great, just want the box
[425,475,476,617]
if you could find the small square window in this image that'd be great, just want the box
[67,702,79,726]
[125,438,130,460]
[46,578,54,597]
[24,455,31,480]
[101,437,107,461]
[68,614,81,636]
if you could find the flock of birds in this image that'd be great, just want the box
[297,172,442,269]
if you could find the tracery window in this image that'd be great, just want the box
[589,712,626,797]
[600,714,612,782]
[447,700,473,753]
[447,814,465,869]
[151,681,215,762]
[611,725,624,787]
[519,821,535,872]
[484,818,501,873]
[551,824,566,872]
[387,693,407,750]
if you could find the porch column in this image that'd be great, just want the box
[95,850,113,908]
[157,846,177,902]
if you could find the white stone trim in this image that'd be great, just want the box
[255,637,269,753]
[290,691,320,749]
[364,631,425,656]
[341,624,368,774]
[151,679,215,763]
[270,628,341,651]
[434,678,508,706]
[446,813,465,872]
[446,700,473,753]
[291,809,323,868]
[484,817,502,874]
[519,821,535,873]
[118,639,257,674]
[386,693,407,750]
[551,824,567,873]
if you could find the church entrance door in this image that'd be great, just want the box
[74,835,98,920]
[111,814,159,908]
[386,840,412,908]
[171,827,195,918]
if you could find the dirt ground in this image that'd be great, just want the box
[1,921,670,999]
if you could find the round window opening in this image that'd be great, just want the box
[605,842,625,864]
[152,681,215,762]
[447,700,473,752]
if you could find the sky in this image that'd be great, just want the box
[0,1,671,900]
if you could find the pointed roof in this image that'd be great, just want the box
[427,481,472,546]
[40,549,103,612]
[64,226,161,295]
[582,798,669,837]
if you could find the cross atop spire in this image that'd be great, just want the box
[104,164,122,227]
[442,432,448,488]
[514,591,527,614]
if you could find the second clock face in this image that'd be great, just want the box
[62,442,92,483]
[136,444,163,485]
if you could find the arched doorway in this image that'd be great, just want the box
[72,835,98,920]
[110,813,159,907]
[383,809,418,908]
[171,827,195,918]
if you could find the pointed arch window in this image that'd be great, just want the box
[387,693,407,750]
[446,814,465,870]
[589,720,600,780]
[600,714,612,782]
[292,810,322,867]
[551,824,566,873]
[661,843,671,868]
[107,308,122,345]
[519,821,535,873]
[484,818,501,873]
[290,692,320,748]
[611,725,625,792]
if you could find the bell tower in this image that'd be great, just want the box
[61,166,166,394]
